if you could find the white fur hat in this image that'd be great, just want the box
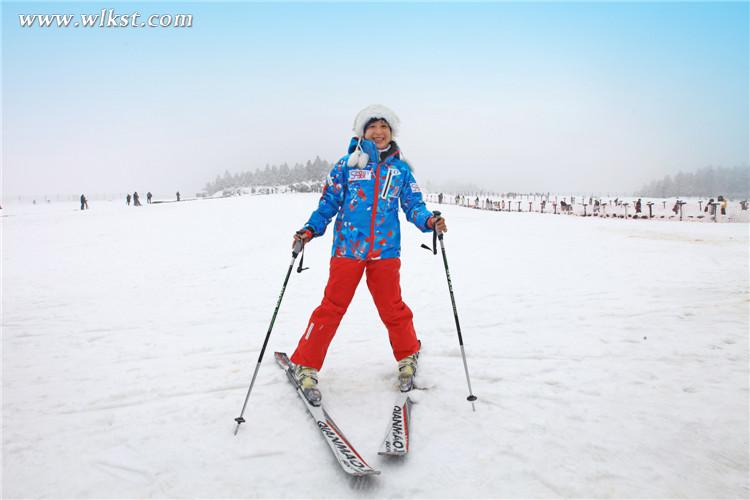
[353,104,400,137]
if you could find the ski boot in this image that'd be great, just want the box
[294,364,322,406]
[397,351,419,392]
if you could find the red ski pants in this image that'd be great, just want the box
[290,257,420,370]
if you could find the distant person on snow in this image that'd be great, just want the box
[635,198,642,214]
[288,104,447,405]
[704,198,715,215]
[718,195,727,215]
[80,194,88,210]
[147,192,153,204]
[176,191,181,202]
[133,192,141,206]
[127,193,131,206]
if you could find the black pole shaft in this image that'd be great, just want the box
[436,232,478,411]
[234,241,302,435]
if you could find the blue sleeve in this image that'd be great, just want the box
[304,159,346,237]
[399,168,433,233]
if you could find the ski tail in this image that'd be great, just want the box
[275,351,298,387]
[275,351,322,406]
[275,351,293,371]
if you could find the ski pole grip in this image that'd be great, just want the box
[431,210,444,240]
[292,239,303,258]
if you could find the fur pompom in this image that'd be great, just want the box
[347,150,369,168]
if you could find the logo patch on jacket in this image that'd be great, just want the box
[410,182,421,193]
[349,170,372,182]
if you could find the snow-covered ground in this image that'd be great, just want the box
[3,193,748,498]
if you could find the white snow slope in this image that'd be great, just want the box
[3,194,748,498]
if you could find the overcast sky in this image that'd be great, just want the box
[3,2,748,198]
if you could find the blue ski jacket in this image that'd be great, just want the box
[303,138,433,260]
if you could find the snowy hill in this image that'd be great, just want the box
[3,193,748,498]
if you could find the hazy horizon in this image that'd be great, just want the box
[8,162,747,203]
[3,2,748,199]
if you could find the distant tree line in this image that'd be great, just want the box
[204,157,330,195]
[638,166,749,198]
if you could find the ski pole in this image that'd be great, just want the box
[428,210,478,411]
[234,239,304,435]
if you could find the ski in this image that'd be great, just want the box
[274,352,380,476]
[378,391,413,456]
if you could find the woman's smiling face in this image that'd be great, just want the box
[364,120,392,149]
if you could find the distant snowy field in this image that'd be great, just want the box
[3,194,748,498]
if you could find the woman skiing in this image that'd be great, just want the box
[290,104,447,404]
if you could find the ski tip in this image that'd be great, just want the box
[352,469,381,476]
[377,451,407,457]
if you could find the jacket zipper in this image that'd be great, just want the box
[366,149,398,260]
[368,164,381,259]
